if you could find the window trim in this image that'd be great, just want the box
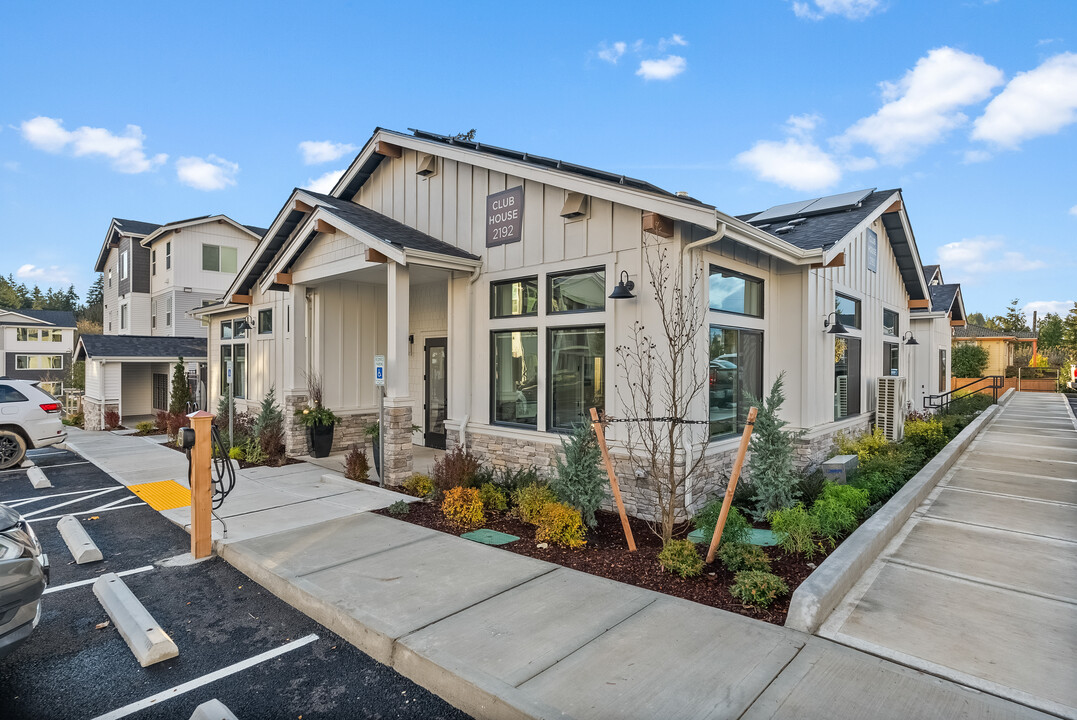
[120,250,129,281]
[708,265,765,319]
[490,276,539,319]
[546,324,605,433]
[547,266,606,315]
[120,303,128,330]
[151,248,157,276]
[882,308,899,337]
[151,299,157,329]
[165,241,172,270]
[883,340,900,377]
[708,324,764,440]
[490,328,540,430]
[258,309,273,335]
[15,354,64,370]
[835,292,862,331]
[165,296,173,327]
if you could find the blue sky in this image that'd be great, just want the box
[1,0,1074,320]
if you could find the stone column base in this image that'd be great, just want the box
[383,402,413,486]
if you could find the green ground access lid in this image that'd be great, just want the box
[461,529,520,546]
[687,527,778,547]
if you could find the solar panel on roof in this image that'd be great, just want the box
[750,199,817,223]
[801,189,874,214]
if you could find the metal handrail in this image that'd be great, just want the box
[924,375,1004,411]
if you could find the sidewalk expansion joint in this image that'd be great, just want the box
[952,463,1077,484]
[942,484,1077,508]
[919,514,1077,545]
[294,534,438,579]
[884,557,1077,607]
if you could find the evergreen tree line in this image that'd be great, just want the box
[967,297,1077,363]
[0,273,103,324]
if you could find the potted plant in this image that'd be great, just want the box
[364,421,381,477]
[296,404,339,458]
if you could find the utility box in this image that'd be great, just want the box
[822,454,858,484]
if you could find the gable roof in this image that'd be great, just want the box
[95,217,161,272]
[953,323,1036,339]
[75,334,207,361]
[923,283,965,322]
[922,264,941,283]
[138,214,266,248]
[0,309,77,327]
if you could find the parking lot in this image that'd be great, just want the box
[0,447,471,720]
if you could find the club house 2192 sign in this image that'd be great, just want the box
[486,187,523,247]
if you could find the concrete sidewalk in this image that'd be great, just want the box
[63,427,413,545]
[220,512,1051,720]
[820,392,1077,719]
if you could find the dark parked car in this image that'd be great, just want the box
[0,503,48,659]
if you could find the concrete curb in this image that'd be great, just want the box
[57,514,103,564]
[27,466,51,489]
[92,572,179,667]
[189,699,238,720]
[785,401,1002,634]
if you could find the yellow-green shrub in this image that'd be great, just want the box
[514,484,558,525]
[730,570,789,608]
[535,501,586,548]
[659,538,704,578]
[904,417,947,457]
[403,473,435,498]
[834,427,890,463]
[478,483,508,512]
[717,542,771,573]
[441,487,485,529]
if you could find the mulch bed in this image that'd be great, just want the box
[160,440,302,470]
[376,503,825,625]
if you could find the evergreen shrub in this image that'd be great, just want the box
[478,483,508,512]
[658,539,704,578]
[403,473,434,498]
[717,542,771,573]
[770,504,820,558]
[550,423,607,528]
[535,501,587,548]
[730,570,789,608]
[746,372,802,521]
[514,484,558,525]
[693,501,751,547]
[441,486,485,529]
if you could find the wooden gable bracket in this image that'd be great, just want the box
[294,199,314,213]
[909,299,930,310]
[365,248,389,264]
[884,200,904,214]
[642,212,674,238]
[275,273,292,285]
[315,219,335,235]
[374,141,402,158]
[810,251,846,269]
[231,294,252,305]
[950,319,966,327]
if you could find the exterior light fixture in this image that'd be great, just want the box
[824,312,848,334]
[902,331,919,346]
[609,270,635,300]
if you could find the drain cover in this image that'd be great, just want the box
[461,529,520,546]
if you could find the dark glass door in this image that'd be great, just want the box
[152,373,168,410]
[425,338,447,449]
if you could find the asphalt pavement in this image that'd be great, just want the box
[0,447,471,720]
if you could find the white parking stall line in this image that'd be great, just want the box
[5,487,123,507]
[91,634,320,720]
[26,450,67,457]
[43,566,155,595]
[30,461,90,469]
[21,487,125,518]
[33,502,145,523]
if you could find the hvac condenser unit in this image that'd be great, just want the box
[876,376,907,442]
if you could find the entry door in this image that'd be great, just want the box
[152,373,169,410]
[425,338,447,449]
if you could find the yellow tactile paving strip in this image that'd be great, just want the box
[128,480,191,511]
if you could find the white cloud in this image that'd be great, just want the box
[1070,204,1077,216]
[962,149,992,163]
[736,138,842,192]
[176,154,239,191]
[16,264,74,285]
[1022,300,1075,319]
[793,0,882,20]
[598,41,627,64]
[658,34,687,50]
[636,55,687,80]
[839,47,1004,164]
[20,116,167,173]
[304,168,345,195]
[786,113,823,139]
[971,52,1077,148]
[298,140,357,165]
[937,237,1045,281]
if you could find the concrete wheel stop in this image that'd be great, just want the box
[57,514,103,564]
[93,572,178,667]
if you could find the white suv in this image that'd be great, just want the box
[0,380,66,470]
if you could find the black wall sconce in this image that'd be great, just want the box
[824,311,848,334]
[902,331,919,346]
[609,270,635,300]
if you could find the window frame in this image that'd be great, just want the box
[835,292,862,331]
[882,308,899,337]
[708,324,764,439]
[151,299,157,329]
[120,250,129,280]
[165,296,173,327]
[883,341,900,377]
[120,303,128,330]
[258,309,273,335]
[165,241,172,270]
[708,265,765,318]
[15,354,64,370]
[151,248,157,276]
[490,276,539,319]
[546,324,606,433]
[547,267,606,315]
[490,328,540,429]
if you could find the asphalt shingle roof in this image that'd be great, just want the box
[953,323,1036,339]
[113,218,162,236]
[243,225,268,237]
[77,335,207,360]
[928,284,959,313]
[0,309,77,327]
[922,264,940,282]
[303,190,480,260]
[740,190,899,251]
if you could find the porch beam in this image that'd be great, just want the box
[386,264,410,399]
[315,219,335,235]
[950,319,965,327]
[908,299,930,309]
[230,294,252,305]
[365,248,389,264]
[275,272,292,285]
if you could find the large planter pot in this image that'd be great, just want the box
[371,437,381,478]
[308,423,335,458]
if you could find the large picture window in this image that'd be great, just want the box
[708,327,762,437]
[16,355,63,370]
[202,244,238,273]
[491,330,539,427]
[548,327,604,431]
[709,267,763,317]
[835,337,862,419]
[836,294,861,330]
[491,277,538,318]
[548,269,605,314]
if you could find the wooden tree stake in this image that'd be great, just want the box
[705,406,757,564]
[590,407,636,552]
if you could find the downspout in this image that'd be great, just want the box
[680,221,726,512]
